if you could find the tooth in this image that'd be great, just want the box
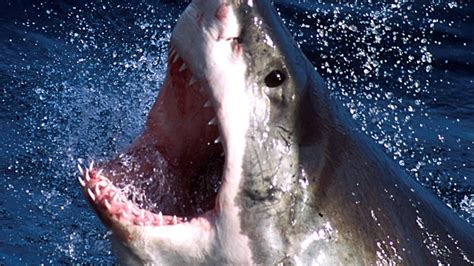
[179,63,187,72]
[214,136,221,144]
[94,184,101,196]
[89,160,94,171]
[169,47,176,57]
[97,169,103,177]
[104,199,112,210]
[188,76,197,86]
[173,54,180,63]
[112,191,120,203]
[77,164,84,175]
[87,188,96,201]
[158,212,163,226]
[85,170,91,182]
[204,100,212,107]
[140,210,145,219]
[173,215,177,224]
[78,176,86,186]
[208,117,217,125]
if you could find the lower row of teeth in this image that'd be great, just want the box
[78,161,181,226]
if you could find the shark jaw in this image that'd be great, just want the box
[78,0,474,264]
[79,1,253,263]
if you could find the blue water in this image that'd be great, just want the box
[0,0,472,263]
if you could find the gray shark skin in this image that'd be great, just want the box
[78,0,474,264]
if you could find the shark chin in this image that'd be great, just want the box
[79,0,474,264]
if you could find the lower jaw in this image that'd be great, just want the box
[79,165,219,229]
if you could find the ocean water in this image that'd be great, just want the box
[0,0,472,263]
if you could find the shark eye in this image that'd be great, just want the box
[264,70,286,88]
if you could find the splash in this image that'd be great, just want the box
[277,0,473,223]
[1,0,472,263]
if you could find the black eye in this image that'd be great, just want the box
[264,70,286,88]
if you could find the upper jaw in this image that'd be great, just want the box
[149,1,253,261]
[79,0,255,263]
[169,0,250,188]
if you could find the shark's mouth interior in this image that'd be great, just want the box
[78,43,225,227]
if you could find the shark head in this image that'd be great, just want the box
[79,0,322,263]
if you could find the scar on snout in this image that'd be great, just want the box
[215,4,229,21]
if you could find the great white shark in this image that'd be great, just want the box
[78,0,474,264]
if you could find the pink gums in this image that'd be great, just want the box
[78,165,184,227]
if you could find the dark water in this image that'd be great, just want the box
[0,0,472,263]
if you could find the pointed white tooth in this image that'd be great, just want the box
[87,188,96,201]
[104,199,112,210]
[85,170,91,182]
[173,215,177,224]
[97,169,103,177]
[203,100,212,108]
[169,47,176,57]
[208,117,217,125]
[172,54,180,63]
[77,164,84,175]
[214,136,221,144]
[179,63,187,72]
[89,160,94,171]
[111,190,118,202]
[140,210,145,219]
[158,212,163,226]
[78,176,86,187]
[188,76,197,86]
[94,184,101,196]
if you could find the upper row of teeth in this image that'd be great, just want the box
[169,47,198,87]
[169,46,223,147]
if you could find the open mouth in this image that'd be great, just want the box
[78,42,226,231]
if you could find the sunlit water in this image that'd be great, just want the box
[0,0,472,263]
